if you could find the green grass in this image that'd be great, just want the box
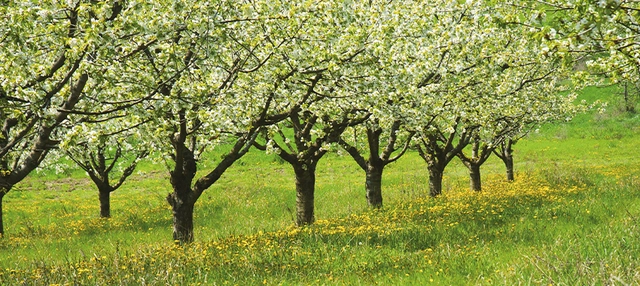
[0,85,639,285]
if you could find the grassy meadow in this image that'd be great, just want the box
[1,84,639,285]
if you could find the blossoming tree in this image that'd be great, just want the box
[0,1,133,236]
[253,1,377,226]
[63,118,149,218]
[115,0,323,243]
[409,1,582,196]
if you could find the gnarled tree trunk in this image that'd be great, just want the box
[167,191,196,243]
[98,190,111,218]
[365,163,384,208]
[427,164,444,197]
[468,163,481,192]
[293,164,317,226]
[504,153,514,182]
[494,139,515,182]
[457,137,494,192]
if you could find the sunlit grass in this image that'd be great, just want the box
[2,157,639,285]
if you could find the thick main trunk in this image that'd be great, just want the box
[504,154,514,182]
[468,163,482,192]
[98,190,111,218]
[365,163,384,208]
[427,165,444,197]
[167,191,195,243]
[294,165,316,226]
[497,140,515,182]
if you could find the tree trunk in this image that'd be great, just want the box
[293,164,316,226]
[98,190,111,218]
[427,165,444,197]
[468,163,482,192]
[167,192,195,243]
[496,139,515,182]
[504,153,514,182]
[365,163,384,208]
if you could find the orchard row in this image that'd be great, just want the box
[1,1,636,242]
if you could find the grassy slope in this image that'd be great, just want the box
[0,85,639,285]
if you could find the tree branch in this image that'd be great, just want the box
[338,138,367,171]
[387,131,415,164]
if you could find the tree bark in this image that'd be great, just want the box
[504,153,514,182]
[293,164,316,226]
[468,163,482,192]
[495,139,515,182]
[427,165,444,197]
[167,191,195,243]
[365,163,384,208]
[98,190,111,218]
